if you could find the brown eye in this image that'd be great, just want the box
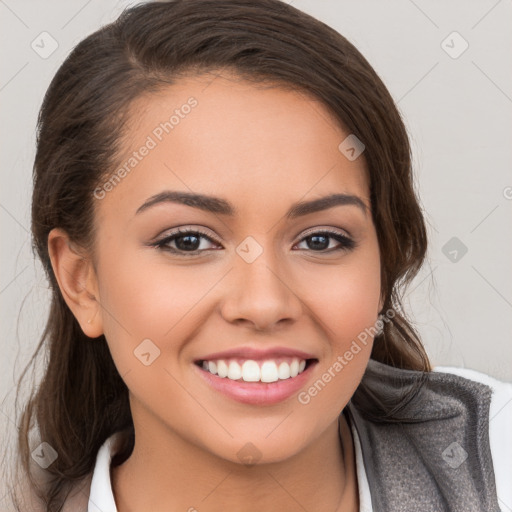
[295,231,356,252]
[153,228,220,255]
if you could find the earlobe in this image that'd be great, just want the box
[48,228,103,338]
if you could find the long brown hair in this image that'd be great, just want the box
[9,0,430,509]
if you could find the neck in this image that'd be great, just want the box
[112,412,358,512]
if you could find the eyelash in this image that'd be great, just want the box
[151,227,356,256]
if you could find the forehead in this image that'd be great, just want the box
[98,73,370,220]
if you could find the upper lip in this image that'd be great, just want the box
[196,346,318,362]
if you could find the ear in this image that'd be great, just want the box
[48,228,103,338]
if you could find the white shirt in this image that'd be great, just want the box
[87,366,512,512]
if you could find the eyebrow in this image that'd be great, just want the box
[135,191,368,219]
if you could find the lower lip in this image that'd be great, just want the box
[195,361,317,405]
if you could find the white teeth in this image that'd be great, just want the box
[217,359,229,378]
[290,359,299,378]
[260,361,279,382]
[241,360,260,382]
[278,362,291,380]
[227,361,242,380]
[200,357,309,382]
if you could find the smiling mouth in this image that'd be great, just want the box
[195,358,318,383]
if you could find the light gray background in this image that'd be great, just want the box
[1,0,511,505]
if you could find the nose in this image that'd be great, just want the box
[220,244,303,331]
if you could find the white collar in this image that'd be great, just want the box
[88,433,121,512]
[350,415,373,512]
[87,424,372,512]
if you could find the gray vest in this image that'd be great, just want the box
[346,359,501,511]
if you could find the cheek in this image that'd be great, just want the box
[303,247,381,344]
[299,248,381,403]
[94,245,212,370]
[333,269,380,342]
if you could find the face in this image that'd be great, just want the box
[89,73,382,464]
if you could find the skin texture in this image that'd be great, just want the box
[49,73,383,511]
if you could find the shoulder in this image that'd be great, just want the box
[349,359,511,511]
[433,365,512,509]
[432,364,512,395]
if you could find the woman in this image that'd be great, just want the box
[9,0,511,511]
